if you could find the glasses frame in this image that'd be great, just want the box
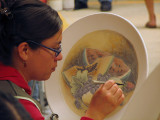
[27,40,61,57]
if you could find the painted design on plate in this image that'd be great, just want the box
[60,30,138,117]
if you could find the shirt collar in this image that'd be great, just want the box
[0,63,31,95]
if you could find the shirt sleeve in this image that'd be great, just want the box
[19,99,45,120]
[80,116,94,120]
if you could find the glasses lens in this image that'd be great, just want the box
[56,48,62,57]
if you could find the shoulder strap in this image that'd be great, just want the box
[0,80,42,113]
[0,80,17,95]
[9,81,42,113]
[15,96,42,113]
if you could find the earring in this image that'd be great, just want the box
[23,61,27,67]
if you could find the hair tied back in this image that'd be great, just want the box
[0,0,13,19]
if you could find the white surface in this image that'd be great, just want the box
[63,0,74,10]
[121,64,160,120]
[47,0,62,11]
[45,13,148,120]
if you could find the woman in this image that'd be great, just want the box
[0,0,124,120]
[144,0,157,28]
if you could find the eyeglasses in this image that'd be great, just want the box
[27,40,62,57]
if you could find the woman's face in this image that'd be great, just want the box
[27,29,63,81]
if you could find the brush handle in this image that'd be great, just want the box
[93,81,124,85]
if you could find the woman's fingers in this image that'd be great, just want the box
[110,84,119,95]
[117,93,125,105]
[105,80,124,105]
[103,80,115,90]
[115,88,123,99]
[85,80,125,119]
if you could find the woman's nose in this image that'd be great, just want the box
[55,52,63,61]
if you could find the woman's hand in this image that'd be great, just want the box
[85,80,125,120]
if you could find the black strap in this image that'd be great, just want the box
[0,80,42,112]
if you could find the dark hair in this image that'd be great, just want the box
[0,0,62,65]
[0,91,33,120]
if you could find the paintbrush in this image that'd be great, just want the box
[93,80,124,86]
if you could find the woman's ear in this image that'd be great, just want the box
[17,42,30,61]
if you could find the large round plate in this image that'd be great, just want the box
[45,13,148,120]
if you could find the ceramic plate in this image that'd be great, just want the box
[45,13,148,120]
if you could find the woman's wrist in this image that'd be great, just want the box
[84,107,106,120]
